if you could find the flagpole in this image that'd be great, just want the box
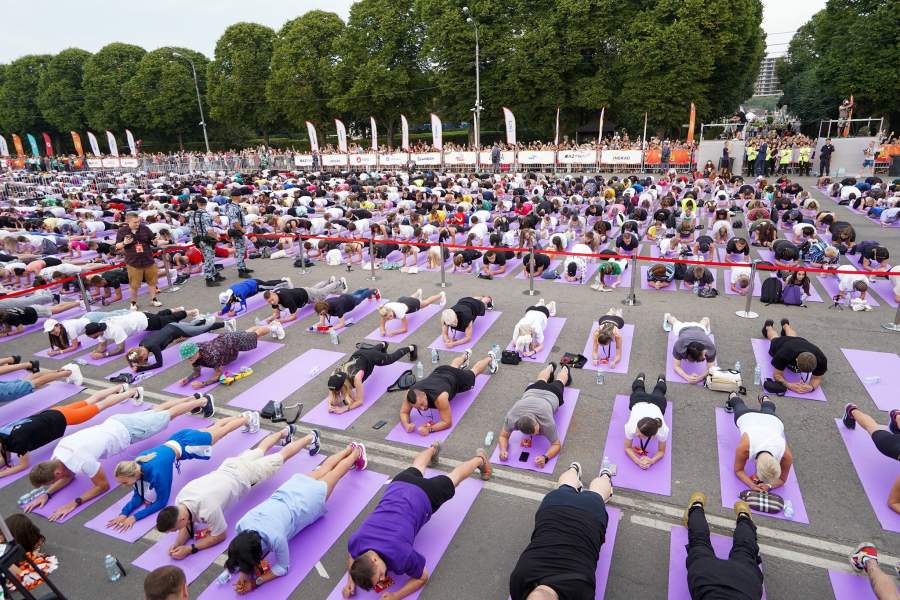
[641,112,648,173]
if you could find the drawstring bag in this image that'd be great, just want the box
[387,370,417,392]
[501,350,522,365]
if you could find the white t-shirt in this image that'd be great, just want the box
[52,418,131,478]
[737,412,785,461]
[837,264,869,293]
[62,317,89,340]
[83,221,106,234]
[383,301,410,319]
[394,224,415,239]
[103,312,150,345]
[309,218,327,234]
[730,265,752,284]
[840,186,861,201]
[472,210,491,225]
[176,469,246,537]
[40,263,82,279]
[624,402,669,442]
[512,309,548,346]
[353,219,371,235]
[469,222,489,240]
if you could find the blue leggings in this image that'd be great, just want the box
[349,288,375,306]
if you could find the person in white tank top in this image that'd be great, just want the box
[726,392,793,493]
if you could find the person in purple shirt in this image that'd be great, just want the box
[342,443,492,599]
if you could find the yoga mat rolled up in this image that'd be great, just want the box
[505,317,566,364]
[303,360,410,430]
[715,408,809,524]
[365,302,442,343]
[580,323,635,375]
[196,468,388,600]
[601,395,673,496]
[230,348,345,412]
[835,418,900,533]
[750,338,826,401]
[490,388,579,474]
[385,375,489,447]
[841,348,899,412]
[427,310,502,353]
[665,332,717,385]
[323,473,483,600]
[163,339,283,396]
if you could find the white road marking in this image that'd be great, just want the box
[315,561,330,579]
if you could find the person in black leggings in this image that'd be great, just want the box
[126,316,225,373]
[842,403,900,516]
[326,342,419,414]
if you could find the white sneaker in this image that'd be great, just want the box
[330,275,336,284]
[340,277,348,292]
[248,411,260,433]
[225,318,237,333]
[414,288,423,300]
[439,291,446,306]
[271,320,286,340]
[590,282,601,291]
[129,301,138,312]
[662,312,672,332]
[270,249,287,260]
[63,363,83,386]
[546,301,557,317]
[537,298,545,306]
[407,266,419,274]
[132,386,145,406]
[281,277,293,289]
[460,349,472,370]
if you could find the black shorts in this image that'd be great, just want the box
[598,315,625,329]
[434,365,476,394]
[397,296,421,314]
[525,379,565,406]
[540,485,608,531]
[872,430,900,461]
[393,467,456,513]
[526,306,550,318]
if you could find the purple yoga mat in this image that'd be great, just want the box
[667,525,767,600]
[601,395,672,496]
[78,330,151,366]
[580,323,634,374]
[504,317,566,364]
[222,292,271,319]
[303,360,410,430]
[365,302,442,343]
[869,277,899,308]
[750,338,826,401]
[323,474,483,600]
[229,348,345,411]
[640,266,677,291]
[0,382,83,426]
[490,388,579,474]
[756,249,775,263]
[280,303,317,330]
[829,569,897,600]
[836,419,900,532]
[197,468,388,600]
[105,333,218,383]
[133,451,326,583]
[83,426,264,542]
[32,413,209,523]
[35,336,101,359]
[724,270,762,297]
[163,339,283,395]
[665,332,716,385]
[841,348,899,411]
[817,275,881,307]
[715,408,809,524]
[428,310,503,353]
[385,375,489,447]
[679,269,718,291]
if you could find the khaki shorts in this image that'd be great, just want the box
[220,448,284,486]
[126,264,158,289]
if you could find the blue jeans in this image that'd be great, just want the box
[349,288,374,307]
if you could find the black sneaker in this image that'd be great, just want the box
[238,270,252,279]
[281,424,296,446]
[174,274,189,285]
[408,344,418,362]
[9,355,21,365]
[725,393,739,413]
[842,403,858,429]
[546,361,558,383]
[214,273,227,282]
[29,360,40,373]
[780,318,790,337]
[202,394,215,418]
[762,319,774,339]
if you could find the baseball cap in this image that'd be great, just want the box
[43,318,59,333]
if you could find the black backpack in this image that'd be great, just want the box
[387,370,417,392]
[760,277,783,305]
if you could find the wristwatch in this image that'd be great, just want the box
[540,454,549,463]
[191,544,198,555]
[254,576,263,588]
[74,496,83,506]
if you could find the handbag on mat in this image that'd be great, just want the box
[705,367,745,394]
[739,490,785,514]
[500,350,521,365]
[560,352,588,369]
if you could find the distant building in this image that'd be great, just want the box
[754,56,782,97]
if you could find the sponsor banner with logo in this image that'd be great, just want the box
[87,158,103,168]
[120,158,139,168]
[600,150,643,164]
[444,151,477,165]
[411,152,442,166]
[478,150,515,165]
[294,154,314,167]
[348,153,378,166]
[380,153,408,166]
[517,151,556,165]
[322,154,348,167]
[101,158,120,168]
[557,150,598,164]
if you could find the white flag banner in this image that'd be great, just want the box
[597,107,605,145]
[335,119,348,153]
[125,129,138,156]
[554,107,560,146]
[370,117,378,151]
[0,135,8,157]
[502,107,516,145]
[87,131,101,156]
[430,113,442,150]
[106,130,119,156]
[401,114,410,151]
[305,121,319,152]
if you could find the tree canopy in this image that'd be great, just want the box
[37,48,92,134]
[82,43,146,132]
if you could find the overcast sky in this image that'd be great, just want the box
[1,0,826,63]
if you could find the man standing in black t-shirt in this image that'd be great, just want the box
[818,138,835,177]
[509,460,615,600]
[762,318,827,394]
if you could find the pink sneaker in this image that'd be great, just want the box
[351,442,368,471]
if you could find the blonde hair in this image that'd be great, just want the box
[115,453,154,479]
[378,306,393,318]
[514,334,532,353]
[441,309,457,326]
[755,453,781,485]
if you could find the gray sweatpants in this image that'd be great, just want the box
[0,289,54,309]
[302,280,342,303]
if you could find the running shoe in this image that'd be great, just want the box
[662,313,672,332]
[340,277,349,292]
[281,277,293,289]
[28,360,40,373]
[202,394,215,418]
[439,291,446,305]
[568,461,583,480]
[62,363,83,386]
[761,319,774,339]
[271,320,286,340]
[352,441,367,470]
[429,441,441,466]
[132,386,145,406]
[842,403,858,429]
[281,424,296,446]
[408,344,418,362]
[308,429,321,456]
[460,349,472,370]
[849,542,878,572]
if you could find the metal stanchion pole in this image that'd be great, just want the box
[735,260,760,319]
[296,235,308,275]
[436,242,450,288]
[367,233,378,282]
[523,243,537,296]
[882,300,900,333]
[621,255,640,306]
[75,275,92,308]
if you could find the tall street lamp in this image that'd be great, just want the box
[171,51,210,153]
[462,6,482,150]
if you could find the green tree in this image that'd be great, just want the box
[82,43,146,132]
[0,55,52,134]
[37,48,92,149]
[776,13,832,125]
[267,11,345,134]
[207,22,279,143]
[120,47,210,148]
[329,0,427,146]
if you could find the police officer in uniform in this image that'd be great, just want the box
[224,191,252,279]
[191,196,224,287]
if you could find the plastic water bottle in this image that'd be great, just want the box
[733,361,741,374]
[430,348,439,364]
[783,499,794,519]
[753,365,762,385]
[329,329,339,345]
[596,369,604,385]
[484,431,494,446]
[104,554,123,582]
[415,361,424,379]
[17,486,47,507]
[490,343,501,371]
[862,375,881,385]
[309,366,320,377]
[215,569,232,585]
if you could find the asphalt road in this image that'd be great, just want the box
[1,176,898,600]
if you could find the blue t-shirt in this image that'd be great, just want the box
[121,445,177,521]
[230,279,259,301]
[347,482,431,579]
